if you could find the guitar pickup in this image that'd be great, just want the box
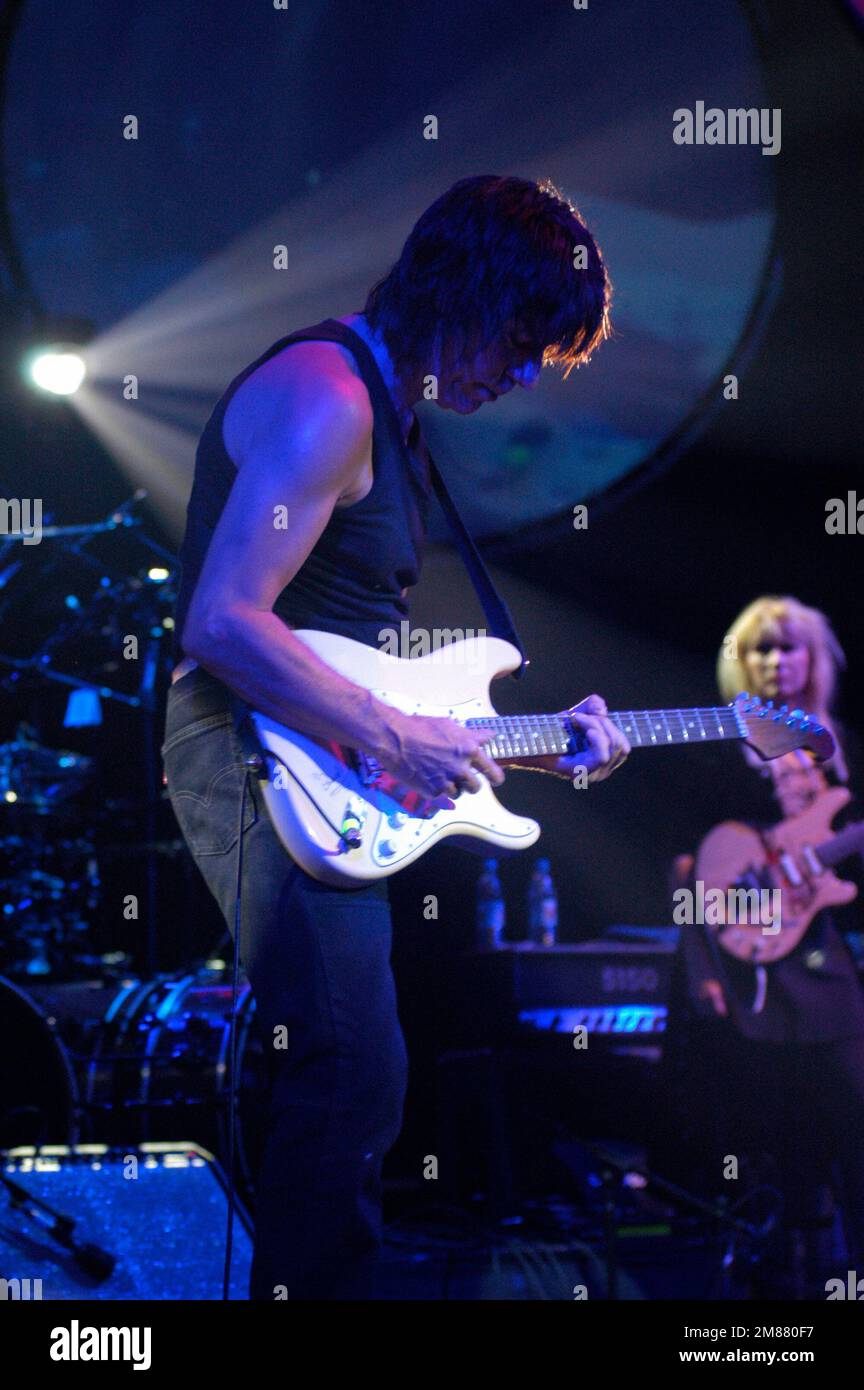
[779,852,803,887]
[801,845,824,877]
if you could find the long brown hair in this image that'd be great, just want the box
[364,174,611,380]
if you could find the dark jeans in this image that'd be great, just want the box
[161,666,408,1300]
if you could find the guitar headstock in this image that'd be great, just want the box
[733,692,835,763]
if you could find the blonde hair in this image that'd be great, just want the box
[716,595,848,781]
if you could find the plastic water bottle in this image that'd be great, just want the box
[528,858,558,947]
[476,859,506,949]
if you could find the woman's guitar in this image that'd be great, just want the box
[247,630,835,887]
[695,777,864,964]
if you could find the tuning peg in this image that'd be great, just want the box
[773,704,788,721]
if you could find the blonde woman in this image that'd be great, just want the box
[717,594,848,782]
[674,596,864,1294]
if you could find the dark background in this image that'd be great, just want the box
[0,0,862,1161]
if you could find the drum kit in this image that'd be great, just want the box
[0,732,100,978]
[0,492,266,1200]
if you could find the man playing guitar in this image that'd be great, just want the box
[161,175,630,1299]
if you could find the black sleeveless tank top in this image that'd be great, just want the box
[171,319,431,661]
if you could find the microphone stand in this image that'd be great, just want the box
[0,1167,116,1283]
[577,1138,776,1300]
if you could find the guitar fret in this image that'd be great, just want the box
[465,706,748,758]
[615,712,641,746]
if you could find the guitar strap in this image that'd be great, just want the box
[299,318,529,678]
[228,450,530,763]
[425,449,529,679]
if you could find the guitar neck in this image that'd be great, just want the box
[465,707,744,760]
[816,822,864,869]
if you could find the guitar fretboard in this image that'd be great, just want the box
[464,707,745,761]
[817,822,864,869]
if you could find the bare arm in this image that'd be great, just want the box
[182,347,628,797]
[181,347,501,797]
[183,349,385,743]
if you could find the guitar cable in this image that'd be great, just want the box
[241,713,372,845]
[221,705,346,1301]
[261,745,350,842]
[222,754,254,1302]
[220,699,272,1301]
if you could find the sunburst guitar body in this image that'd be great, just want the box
[695,786,863,963]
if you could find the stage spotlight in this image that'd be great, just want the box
[27,346,87,395]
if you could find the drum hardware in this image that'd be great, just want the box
[0,733,93,809]
[0,1164,117,1283]
[0,489,176,714]
[0,490,181,972]
[13,965,269,1204]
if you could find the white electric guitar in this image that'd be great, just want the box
[248,630,834,887]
